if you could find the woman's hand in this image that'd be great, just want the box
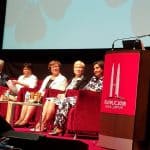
[12,80,18,85]
[57,93,65,99]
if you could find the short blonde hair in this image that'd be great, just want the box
[48,60,61,69]
[74,60,85,68]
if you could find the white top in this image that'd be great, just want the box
[66,76,84,90]
[39,73,67,96]
[16,74,38,91]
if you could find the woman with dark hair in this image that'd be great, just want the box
[6,63,38,124]
[6,63,37,95]
[84,60,104,92]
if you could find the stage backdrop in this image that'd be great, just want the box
[2,0,150,49]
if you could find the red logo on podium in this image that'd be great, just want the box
[101,52,140,115]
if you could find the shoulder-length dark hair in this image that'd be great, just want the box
[93,60,104,70]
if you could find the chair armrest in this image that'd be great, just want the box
[16,87,38,102]
[0,86,8,96]
[41,88,65,103]
[74,90,101,132]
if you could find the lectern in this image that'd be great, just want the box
[98,50,150,150]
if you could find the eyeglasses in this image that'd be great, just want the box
[49,65,60,69]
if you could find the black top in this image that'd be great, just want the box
[67,76,90,90]
[45,79,54,89]
[0,72,9,87]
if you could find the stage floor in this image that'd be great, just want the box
[12,127,106,150]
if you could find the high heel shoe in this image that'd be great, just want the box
[30,126,47,132]
[48,128,64,136]
[30,128,41,132]
[14,120,29,128]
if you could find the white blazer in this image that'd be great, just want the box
[39,73,67,95]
